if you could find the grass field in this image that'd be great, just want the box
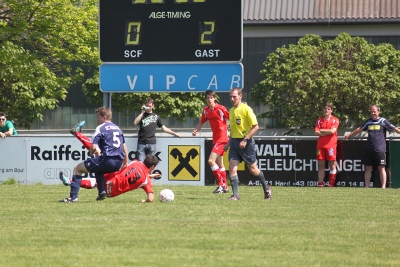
[0,184,399,267]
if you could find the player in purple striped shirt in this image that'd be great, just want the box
[59,107,128,202]
[345,105,400,188]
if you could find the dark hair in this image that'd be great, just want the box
[146,98,154,105]
[0,112,6,117]
[205,90,216,98]
[143,155,159,168]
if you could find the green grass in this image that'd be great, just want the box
[1,177,18,185]
[0,185,399,267]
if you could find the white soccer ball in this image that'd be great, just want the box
[159,189,174,202]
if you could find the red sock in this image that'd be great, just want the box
[211,165,223,186]
[329,173,337,187]
[317,181,324,187]
[75,132,92,150]
[80,178,97,189]
[220,167,228,189]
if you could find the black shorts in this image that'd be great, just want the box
[228,138,257,164]
[362,150,386,166]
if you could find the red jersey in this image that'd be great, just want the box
[314,116,340,148]
[104,160,153,198]
[200,103,229,143]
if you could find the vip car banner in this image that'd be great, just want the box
[204,140,391,188]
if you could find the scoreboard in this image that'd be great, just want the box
[99,0,242,62]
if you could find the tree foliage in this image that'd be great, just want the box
[1,1,205,127]
[0,0,99,128]
[251,33,400,128]
[82,72,205,121]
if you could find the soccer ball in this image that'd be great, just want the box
[159,189,174,202]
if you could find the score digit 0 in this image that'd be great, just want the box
[126,22,141,45]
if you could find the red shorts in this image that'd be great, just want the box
[212,142,227,156]
[316,147,336,161]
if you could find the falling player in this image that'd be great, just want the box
[60,121,160,202]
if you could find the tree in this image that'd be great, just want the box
[82,72,205,121]
[251,33,400,129]
[1,1,205,127]
[0,0,99,129]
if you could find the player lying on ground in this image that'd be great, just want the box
[60,121,161,202]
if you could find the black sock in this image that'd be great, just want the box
[96,174,105,194]
[70,175,82,199]
[230,175,239,196]
[257,172,268,192]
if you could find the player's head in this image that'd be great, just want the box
[323,102,333,110]
[229,87,243,107]
[370,105,380,119]
[323,102,333,115]
[370,104,380,112]
[205,90,216,99]
[144,155,159,169]
[205,90,217,107]
[96,107,112,121]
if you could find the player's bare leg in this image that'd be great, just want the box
[364,166,373,188]
[317,160,326,187]
[378,166,387,188]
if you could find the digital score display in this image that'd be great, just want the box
[99,0,242,62]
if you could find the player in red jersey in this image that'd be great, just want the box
[104,156,159,202]
[192,90,230,194]
[314,102,340,187]
[61,121,160,202]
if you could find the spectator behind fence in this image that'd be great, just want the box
[133,98,181,162]
[0,112,17,138]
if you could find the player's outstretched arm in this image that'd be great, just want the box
[394,127,400,135]
[161,125,181,138]
[141,192,154,203]
[149,173,161,179]
[122,143,129,168]
[192,122,204,136]
[345,127,362,139]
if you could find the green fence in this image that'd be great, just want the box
[390,139,400,188]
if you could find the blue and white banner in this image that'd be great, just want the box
[100,63,243,92]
